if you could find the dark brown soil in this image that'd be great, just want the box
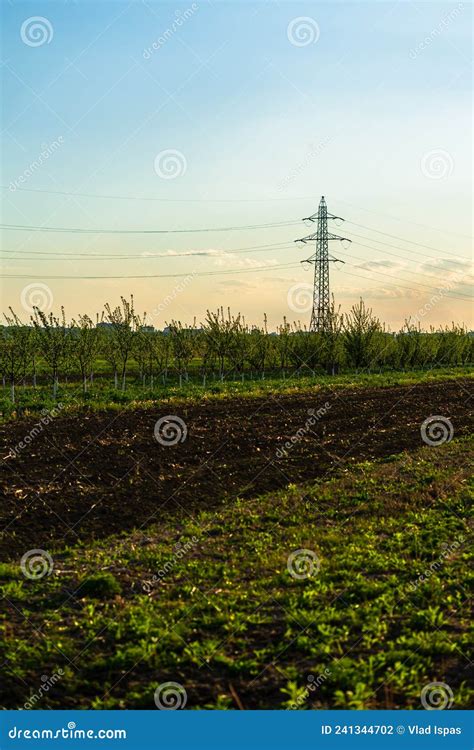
[1,378,472,558]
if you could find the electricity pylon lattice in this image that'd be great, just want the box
[295,196,351,332]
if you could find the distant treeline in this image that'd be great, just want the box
[1,296,472,401]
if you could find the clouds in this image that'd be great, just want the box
[360,286,421,301]
[354,259,403,271]
[217,279,253,290]
[180,250,278,270]
[140,248,279,269]
[333,284,420,301]
[212,253,278,270]
[348,256,473,298]
[141,249,225,258]
[419,257,473,277]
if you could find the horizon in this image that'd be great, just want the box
[2,295,473,334]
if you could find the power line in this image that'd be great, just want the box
[1,185,317,204]
[3,186,472,243]
[334,267,470,304]
[0,261,300,280]
[343,228,473,266]
[334,254,472,301]
[2,196,471,303]
[336,238,473,288]
[4,186,471,241]
[332,198,472,240]
[3,239,469,301]
[344,220,471,260]
[0,220,299,234]
[0,241,294,259]
[2,212,470,254]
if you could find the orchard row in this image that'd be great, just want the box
[1,296,472,401]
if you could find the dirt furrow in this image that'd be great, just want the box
[1,378,472,557]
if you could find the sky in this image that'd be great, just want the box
[1,0,472,330]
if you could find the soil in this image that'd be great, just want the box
[1,378,472,558]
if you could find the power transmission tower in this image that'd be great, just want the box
[295,196,351,332]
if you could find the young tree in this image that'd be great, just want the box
[194,326,214,385]
[344,299,382,371]
[101,328,120,389]
[133,313,151,386]
[286,321,322,374]
[246,314,270,379]
[437,323,470,367]
[275,317,292,377]
[133,319,171,388]
[150,331,172,387]
[202,308,247,381]
[1,309,34,403]
[168,320,196,385]
[71,314,102,393]
[103,296,138,391]
[229,314,250,381]
[32,307,70,398]
[319,298,345,375]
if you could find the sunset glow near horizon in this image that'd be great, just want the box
[1,0,472,331]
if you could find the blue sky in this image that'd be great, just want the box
[1,0,472,329]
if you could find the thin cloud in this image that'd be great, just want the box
[419,257,473,277]
[355,260,403,271]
